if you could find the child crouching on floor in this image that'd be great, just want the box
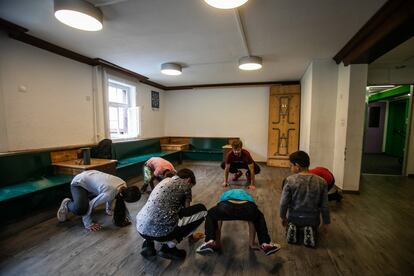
[280,151,330,248]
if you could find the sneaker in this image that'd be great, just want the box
[232,170,243,181]
[141,240,156,258]
[286,223,297,244]
[196,241,216,255]
[158,244,186,260]
[303,226,316,248]
[260,243,281,256]
[57,198,71,222]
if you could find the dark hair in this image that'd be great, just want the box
[113,186,141,227]
[289,150,310,168]
[177,168,196,185]
[164,169,175,178]
[231,139,243,149]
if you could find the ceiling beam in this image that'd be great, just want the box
[164,81,300,91]
[334,0,414,66]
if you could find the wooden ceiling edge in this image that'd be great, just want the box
[164,81,300,91]
[333,0,414,65]
[1,18,300,91]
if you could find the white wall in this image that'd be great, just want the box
[368,66,414,85]
[300,60,338,170]
[333,64,351,190]
[0,33,95,150]
[164,87,269,161]
[343,64,368,191]
[300,63,312,153]
[301,60,368,191]
[308,60,338,169]
[0,33,164,151]
[139,83,165,139]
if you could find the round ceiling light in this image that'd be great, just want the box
[204,0,249,9]
[54,0,103,31]
[238,56,262,70]
[161,63,182,76]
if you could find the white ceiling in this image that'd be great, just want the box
[0,0,386,86]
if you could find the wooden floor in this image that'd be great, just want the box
[1,161,414,276]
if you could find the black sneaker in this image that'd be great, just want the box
[260,243,281,256]
[158,244,186,260]
[141,240,156,258]
[286,223,297,244]
[196,241,216,255]
[303,226,316,248]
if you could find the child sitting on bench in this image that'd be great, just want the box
[280,151,330,248]
[196,189,281,256]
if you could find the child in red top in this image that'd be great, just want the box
[141,157,176,193]
[309,167,342,202]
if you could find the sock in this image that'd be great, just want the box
[166,241,176,248]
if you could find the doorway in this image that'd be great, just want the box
[362,85,411,175]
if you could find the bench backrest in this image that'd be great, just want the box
[0,151,52,187]
[189,137,229,151]
[112,138,161,160]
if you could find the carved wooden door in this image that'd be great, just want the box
[267,84,300,167]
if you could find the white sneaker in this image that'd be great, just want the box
[286,223,297,244]
[57,198,71,222]
[303,226,316,248]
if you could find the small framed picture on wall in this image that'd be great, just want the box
[151,91,160,109]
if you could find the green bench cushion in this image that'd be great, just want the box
[0,151,52,187]
[189,137,228,151]
[116,151,178,169]
[0,174,73,201]
[112,138,162,160]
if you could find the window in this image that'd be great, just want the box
[108,80,139,139]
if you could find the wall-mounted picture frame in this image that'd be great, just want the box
[151,91,160,109]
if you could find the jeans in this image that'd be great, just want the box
[204,201,271,244]
[67,185,89,216]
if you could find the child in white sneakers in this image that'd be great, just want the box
[57,170,140,231]
[280,151,330,248]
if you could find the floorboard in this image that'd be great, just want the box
[1,161,413,276]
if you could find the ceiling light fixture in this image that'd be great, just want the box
[54,0,103,31]
[239,56,262,70]
[204,0,248,9]
[161,63,182,76]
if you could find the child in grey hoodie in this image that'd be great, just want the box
[280,151,330,248]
